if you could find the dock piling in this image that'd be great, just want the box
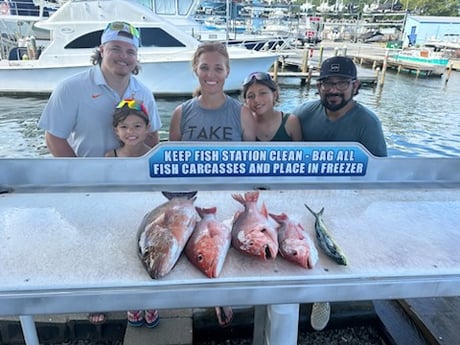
[272,60,279,82]
[318,46,324,68]
[445,63,453,84]
[379,49,389,88]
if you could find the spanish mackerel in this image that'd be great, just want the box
[137,191,198,279]
[304,204,347,266]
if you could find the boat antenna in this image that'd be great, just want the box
[225,0,230,44]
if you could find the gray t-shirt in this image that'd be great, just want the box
[294,100,387,157]
[180,96,243,141]
[38,65,162,157]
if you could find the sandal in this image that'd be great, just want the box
[127,310,144,327]
[88,313,106,325]
[144,309,160,328]
[215,306,233,328]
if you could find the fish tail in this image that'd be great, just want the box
[304,204,324,219]
[162,191,197,200]
[269,212,287,224]
[232,193,246,205]
[244,191,259,203]
[196,206,217,218]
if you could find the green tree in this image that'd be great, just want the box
[409,0,459,16]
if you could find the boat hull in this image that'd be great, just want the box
[0,54,277,96]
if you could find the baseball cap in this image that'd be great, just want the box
[318,56,357,80]
[101,21,140,48]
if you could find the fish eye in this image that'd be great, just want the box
[197,254,203,262]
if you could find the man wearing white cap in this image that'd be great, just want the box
[39,21,161,157]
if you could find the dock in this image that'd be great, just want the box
[273,42,457,86]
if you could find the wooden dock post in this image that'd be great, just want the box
[375,67,381,83]
[334,47,339,56]
[379,49,389,88]
[318,46,324,68]
[343,45,347,56]
[445,63,453,84]
[272,60,279,82]
[301,45,309,73]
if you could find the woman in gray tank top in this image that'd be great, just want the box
[168,42,257,328]
[169,42,256,142]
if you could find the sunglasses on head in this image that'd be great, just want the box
[116,99,148,117]
[243,72,272,86]
[106,21,140,39]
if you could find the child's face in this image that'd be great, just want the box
[114,114,150,146]
[245,83,277,116]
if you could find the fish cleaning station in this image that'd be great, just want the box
[1,142,460,345]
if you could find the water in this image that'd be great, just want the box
[1,69,459,158]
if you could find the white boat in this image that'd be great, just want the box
[0,0,278,95]
[0,0,61,39]
[391,45,452,75]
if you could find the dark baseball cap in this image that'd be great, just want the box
[318,56,357,80]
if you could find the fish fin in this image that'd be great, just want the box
[162,191,197,200]
[304,203,316,217]
[232,210,242,223]
[269,212,287,224]
[231,193,245,205]
[196,206,217,218]
[305,203,323,219]
[261,202,269,218]
[244,191,259,203]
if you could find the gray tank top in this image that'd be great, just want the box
[180,96,243,141]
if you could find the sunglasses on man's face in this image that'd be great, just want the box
[116,99,148,116]
[105,21,140,39]
[243,72,272,86]
[319,79,354,91]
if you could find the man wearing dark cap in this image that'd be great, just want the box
[293,55,387,331]
[293,56,387,157]
[39,21,161,157]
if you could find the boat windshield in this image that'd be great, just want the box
[135,0,197,15]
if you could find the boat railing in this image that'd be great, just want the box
[0,31,17,59]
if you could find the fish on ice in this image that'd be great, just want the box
[137,191,199,279]
[270,212,318,269]
[231,191,278,260]
[184,206,232,278]
[304,204,348,266]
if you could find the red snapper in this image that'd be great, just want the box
[185,207,231,278]
[270,213,318,269]
[137,191,198,279]
[231,191,278,260]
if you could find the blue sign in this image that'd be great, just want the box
[148,144,369,178]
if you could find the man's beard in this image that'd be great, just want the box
[321,93,353,112]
